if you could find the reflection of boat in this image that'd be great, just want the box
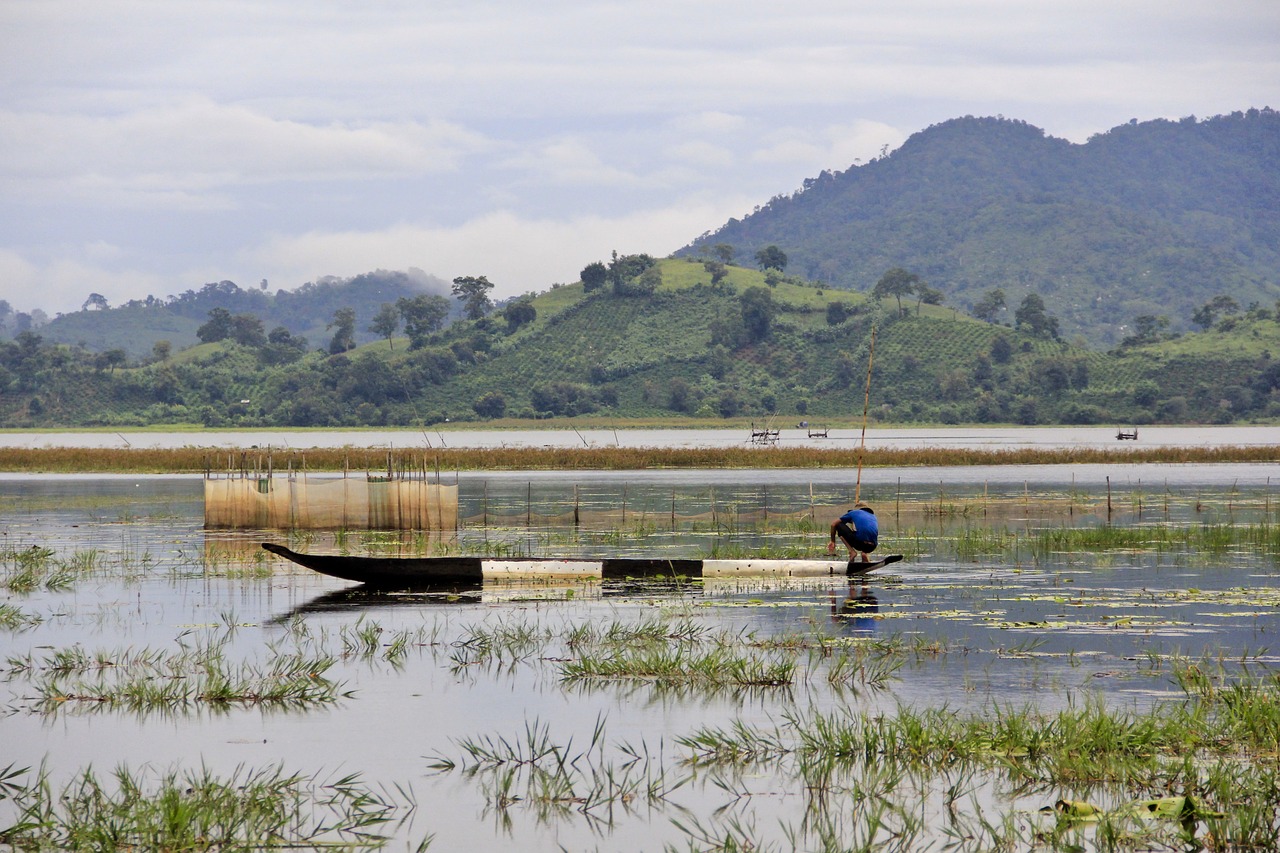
[262,543,869,587]
[271,585,483,621]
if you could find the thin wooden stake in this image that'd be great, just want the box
[854,326,877,504]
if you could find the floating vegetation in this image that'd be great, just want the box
[0,763,426,851]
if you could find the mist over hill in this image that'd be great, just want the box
[28,269,454,359]
[682,109,1280,346]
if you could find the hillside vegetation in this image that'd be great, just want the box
[2,258,1278,429]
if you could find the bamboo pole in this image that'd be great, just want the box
[854,326,877,504]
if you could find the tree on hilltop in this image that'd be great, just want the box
[872,268,920,317]
[452,275,495,320]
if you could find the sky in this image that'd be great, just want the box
[2,1,1278,317]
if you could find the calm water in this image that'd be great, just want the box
[2,465,1279,850]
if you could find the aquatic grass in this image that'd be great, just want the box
[0,763,425,850]
[449,619,554,669]
[9,634,349,715]
[0,603,41,632]
[0,545,61,592]
[429,716,684,823]
[825,645,906,689]
[562,646,796,687]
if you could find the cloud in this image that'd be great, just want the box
[243,201,756,300]
[0,101,489,208]
[0,250,172,316]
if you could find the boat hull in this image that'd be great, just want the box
[261,543,896,587]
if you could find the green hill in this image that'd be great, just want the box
[683,110,1280,347]
[5,258,1277,428]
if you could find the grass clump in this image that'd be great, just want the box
[0,603,41,632]
[10,634,348,716]
[0,763,425,850]
[562,645,795,687]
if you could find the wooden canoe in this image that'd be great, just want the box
[262,543,900,587]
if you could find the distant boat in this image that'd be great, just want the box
[1116,428,1139,440]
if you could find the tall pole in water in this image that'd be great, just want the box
[855,326,877,504]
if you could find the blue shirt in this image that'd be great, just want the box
[838,508,878,545]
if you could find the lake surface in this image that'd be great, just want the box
[1,424,1276,450]
[2,465,1279,850]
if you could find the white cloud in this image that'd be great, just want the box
[0,101,489,207]
[243,201,755,300]
[0,251,171,316]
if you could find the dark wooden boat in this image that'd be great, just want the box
[262,543,900,587]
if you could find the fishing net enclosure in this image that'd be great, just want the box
[204,473,458,530]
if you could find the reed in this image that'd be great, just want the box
[0,763,425,850]
[2,442,1276,473]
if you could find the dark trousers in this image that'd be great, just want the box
[834,521,876,554]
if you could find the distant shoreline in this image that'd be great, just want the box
[1,444,1276,474]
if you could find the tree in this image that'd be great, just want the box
[971,288,1006,323]
[739,286,777,342]
[826,301,853,325]
[754,245,787,272]
[327,307,357,354]
[1191,294,1240,330]
[152,340,172,362]
[369,303,400,349]
[914,283,944,314]
[871,268,920,317]
[228,313,266,347]
[94,348,128,374]
[667,378,694,412]
[451,275,495,320]
[196,307,233,343]
[580,262,608,293]
[502,298,537,333]
[1014,293,1060,339]
[990,335,1013,364]
[703,260,728,284]
[82,293,109,311]
[396,294,451,349]
[711,243,735,264]
[261,326,308,365]
[1120,314,1169,347]
[473,391,507,419]
[608,252,657,295]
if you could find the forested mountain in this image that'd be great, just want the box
[28,269,454,359]
[682,109,1280,346]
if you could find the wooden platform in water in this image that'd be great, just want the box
[262,543,901,587]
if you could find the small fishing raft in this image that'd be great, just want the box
[262,543,901,587]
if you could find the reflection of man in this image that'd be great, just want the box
[830,583,879,632]
[828,501,878,563]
